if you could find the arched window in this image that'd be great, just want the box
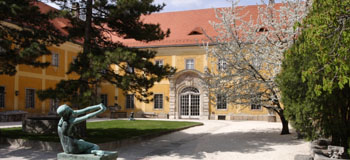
[181,87,199,94]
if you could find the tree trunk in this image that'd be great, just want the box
[279,112,290,135]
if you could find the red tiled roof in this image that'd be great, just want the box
[115,4,282,48]
[37,2,283,48]
[113,8,219,48]
[35,2,70,36]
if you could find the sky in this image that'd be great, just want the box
[44,0,283,13]
[153,0,282,12]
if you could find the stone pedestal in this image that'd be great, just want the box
[57,151,118,160]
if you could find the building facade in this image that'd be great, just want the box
[0,3,276,121]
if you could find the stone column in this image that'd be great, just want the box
[169,79,176,119]
[200,88,209,120]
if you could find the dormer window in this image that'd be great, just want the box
[188,27,203,35]
[257,27,268,32]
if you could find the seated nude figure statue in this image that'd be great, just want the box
[57,103,106,156]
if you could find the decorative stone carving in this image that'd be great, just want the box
[169,70,209,120]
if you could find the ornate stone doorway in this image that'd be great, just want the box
[169,70,209,120]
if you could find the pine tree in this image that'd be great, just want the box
[37,0,174,107]
[0,0,66,75]
[278,0,350,155]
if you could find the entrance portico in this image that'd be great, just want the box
[169,70,209,120]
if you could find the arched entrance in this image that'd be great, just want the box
[179,87,200,119]
[169,70,209,120]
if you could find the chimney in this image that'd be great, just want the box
[72,2,80,18]
[269,0,275,4]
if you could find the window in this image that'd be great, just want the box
[155,60,163,67]
[181,87,199,94]
[251,94,262,110]
[253,58,259,68]
[25,89,35,108]
[188,27,203,35]
[126,64,134,73]
[218,115,226,120]
[218,59,227,71]
[72,56,77,64]
[217,94,227,109]
[0,46,6,53]
[0,86,5,108]
[50,99,59,113]
[257,27,268,32]
[126,94,134,109]
[154,94,163,109]
[52,53,59,67]
[101,94,108,106]
[186,59,194,70]
[251,104,262,110]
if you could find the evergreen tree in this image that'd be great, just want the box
[278,0,350,154]
[0,0,66,75]
[38,0,174,107]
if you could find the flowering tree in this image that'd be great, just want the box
[204,0,311,134]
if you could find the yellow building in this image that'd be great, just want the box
[114,6,274,121]
[0,3,275,121]
[0,3,118,117]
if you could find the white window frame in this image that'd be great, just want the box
[50,98,59,113]
[25,88,35,108]
[100,94,108,106]
[216,94,227,110]
[185,59,194,70]
[251,94,262,110]
[218,59,227,71]
[252,57,261,69]
[251,104,262,110]
[155,60,163,67]
[0,46,6,53]
[72,56,77,64]
[126,64,134,73]
[52,53,59,67]
[154,94,163,109]
[126,94,134,109]
[0,86,5,108]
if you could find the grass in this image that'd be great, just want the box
[0,120,202,143]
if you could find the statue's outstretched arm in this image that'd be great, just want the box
[73,104,103,116]
[73,104,106,124]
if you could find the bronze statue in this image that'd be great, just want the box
[57,103,106,156]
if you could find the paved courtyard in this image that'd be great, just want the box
[0,120,310,160]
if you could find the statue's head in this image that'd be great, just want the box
[57,104,73,119]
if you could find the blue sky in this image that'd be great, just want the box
[43,0,282,12]
[154,0,282,12]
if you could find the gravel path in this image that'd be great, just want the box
[0,120,310,160]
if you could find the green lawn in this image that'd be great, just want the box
[0,120,202,143]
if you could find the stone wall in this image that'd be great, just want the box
[229,114,277,122]
[0,111,27,122]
